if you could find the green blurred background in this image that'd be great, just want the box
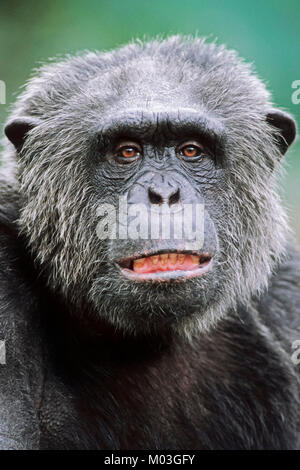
[0,0,299,241]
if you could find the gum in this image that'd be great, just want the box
[133,255,198,273]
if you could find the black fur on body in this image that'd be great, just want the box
[0,36,299,449]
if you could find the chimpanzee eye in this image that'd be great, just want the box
[115,142,142,164]
[182,146,199,158]
[120,147,139,158]
[177,142,204,160]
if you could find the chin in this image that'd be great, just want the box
[88,261,222,337]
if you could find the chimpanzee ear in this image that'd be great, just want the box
[4,117,40,152]
[266,109,297,155]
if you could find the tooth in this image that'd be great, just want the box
[160,254,168,265]
[133,258,145,269]
[151,255,159,265]
[178,254,185,264]
[169,253,177,265]
[191,255,199,264]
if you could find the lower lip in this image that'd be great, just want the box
[119,259,212,282]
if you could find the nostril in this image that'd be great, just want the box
[148,187,163,205]
[169,188,180,206]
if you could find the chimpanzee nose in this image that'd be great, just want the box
[148,174,180,206]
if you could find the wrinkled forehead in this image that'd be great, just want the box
[75,53,267,135]
[78,58,227,144]
[85,56,202,110]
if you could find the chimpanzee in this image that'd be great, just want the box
[0,36,299,449]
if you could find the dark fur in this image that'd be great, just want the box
[0,36,299,449]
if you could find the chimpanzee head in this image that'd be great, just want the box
[4,37,296,337]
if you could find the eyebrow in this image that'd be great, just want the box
[99,108,226,149]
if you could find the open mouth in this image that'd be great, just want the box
[117,251,213,282]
